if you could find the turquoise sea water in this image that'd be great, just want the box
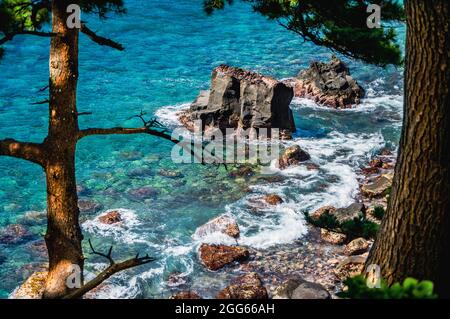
[0,0,405,298]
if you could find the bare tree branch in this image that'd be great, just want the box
[30,99,49,105]
[80,23,124,51]
[0,139,45,166]
[63,240,154,299]
[0,31,55,45]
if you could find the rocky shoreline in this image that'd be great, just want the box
[8,57,397,299]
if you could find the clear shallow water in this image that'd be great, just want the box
[0,0,405,298]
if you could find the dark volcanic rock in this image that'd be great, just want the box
[290,56,364,108]
[216,272,268,299]
[273,278,331,299]
[199,244,249,271]
[180,65,296,134]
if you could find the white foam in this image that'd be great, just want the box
[154,102,190,127]
[82,208,146,245]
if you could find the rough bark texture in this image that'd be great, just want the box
[42,0,83,299]
[366,0,450,297]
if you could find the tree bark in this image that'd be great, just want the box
[42,0,83,299]
[366,0,450,297]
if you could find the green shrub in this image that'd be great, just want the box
[304,211,379,240]
[338,275,437,299]
[340,215,379,239]
[373,206,385,219]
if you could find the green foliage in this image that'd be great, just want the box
[0,0,126,58]
[373,206,385,219]
[338,275,438,299]
[340,215,379,239]
[305,211,379,240]
[204,0,405,66]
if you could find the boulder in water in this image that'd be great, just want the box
[278,145,311,169]
[199,244,249,271]
[98,210,123,225]
[288,55,364,108]
[180,65,296,135]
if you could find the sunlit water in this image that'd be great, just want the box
[0,0,405,298]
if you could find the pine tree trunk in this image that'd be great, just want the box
[366,0,450,297]
[42,0,83,298]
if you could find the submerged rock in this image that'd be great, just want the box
[0,224,30,244]
[170,291,202,299]
[289,55,364,108]
[199,244,249,271]
[11,271,47,299]
[78,199,103,214]
[278,145,310,169]
[263,194,283,205]
[344,238,370,256]
[158,169,184,179]
[98,210,123,225]
[228,166,255,178]
[194,214,240,239]
[180,65,296,134]
[216,272,268,299]
[273,278,331,299]
[126,187,159,201]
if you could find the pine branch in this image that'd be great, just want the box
[80,23,124,51]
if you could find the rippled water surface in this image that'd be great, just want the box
[0,0,405,298]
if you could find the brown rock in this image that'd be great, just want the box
[170,291,202,299]
[273,278,331,299]
[11,271,47,299]
[199,244,249,271]
[361,174,393,198]
[216,273,268,299]
[98,211,122,225]
[321,229,347,245]
[310,206,337,220]
[344,238,370,256]
[334,255,367,281]
[369,158,383,168]
[263,194,283,205]
[278,145,310,169]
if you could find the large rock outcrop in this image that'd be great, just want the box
[180,65,296,136]
[288,56,364,108]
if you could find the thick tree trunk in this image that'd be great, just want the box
[42,0,83,298]
[366,0,450,297]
